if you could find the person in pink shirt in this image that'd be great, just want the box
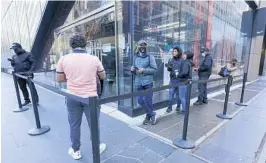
[56,35,106,160]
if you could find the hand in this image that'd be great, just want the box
[130,66,135,72]
[137,68,144,74]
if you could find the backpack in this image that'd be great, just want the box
[218,66,229,77]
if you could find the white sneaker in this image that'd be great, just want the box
[68,147,82,160]
[100,143,107,154]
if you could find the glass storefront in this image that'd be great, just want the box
[1,1,47,70]
[45,1,250,116]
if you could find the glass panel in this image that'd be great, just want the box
[53,10,117,98]
[64,0,115,25]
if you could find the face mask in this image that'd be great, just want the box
[139,47,146,53]
[201,52,206,57]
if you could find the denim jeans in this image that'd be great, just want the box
[168,80,181,106]
[136,83,155,118]
[179,85,188,111]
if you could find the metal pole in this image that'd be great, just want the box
[89,96,100,163]
[173,80,195,149]
[27,77,50,136]
[235,73,248,106]
[182,81,192,140]
[216,76,233,119]
[12,71,29,112]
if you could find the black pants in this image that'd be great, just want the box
[17,78,39,102]
[198,76,209,102]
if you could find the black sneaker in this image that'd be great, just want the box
[143,116,150,125]
[150,115,157,125]
[193,101,203,106]
[202,99,208,104]
[22,101,31,106]
[175,105,181,111]
[166,106,172,113]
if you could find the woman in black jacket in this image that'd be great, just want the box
[178,51,194,113]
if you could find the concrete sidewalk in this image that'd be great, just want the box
[1,73,205,163]
[192,78,266,163]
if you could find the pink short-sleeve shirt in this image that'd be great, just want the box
[56,53,104,98]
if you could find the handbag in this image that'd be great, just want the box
[218,66,229,77]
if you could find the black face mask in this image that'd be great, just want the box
[139,47,146,53]
[13,47,21,54]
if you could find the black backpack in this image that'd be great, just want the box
[218,66,229,77]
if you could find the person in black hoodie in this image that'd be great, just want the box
[193,47,213,105]
[165,46,182,113]
[178,51,194,113]
[8,43,39,106]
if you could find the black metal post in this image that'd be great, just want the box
[235,73,248,106]
[27,77,50,136]
[216,76,233,119]
[173,81,195,149]
[12,72,29,112]
[89,96,100,163]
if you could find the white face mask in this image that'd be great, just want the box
[201,52,206,57]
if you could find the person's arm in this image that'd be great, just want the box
[28,53,36,72]
[143,55,157,75]
[167,59,173,72]
[96,57,106,80]
[9,56,15,67]
[198,56,212,72]
[56,57,67,83]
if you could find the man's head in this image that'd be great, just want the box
[172,46,182,58]
[137,40,147,54]
[230,58,238,66]
[200,47,209,57]
[69,35,87,49]
[183,51,194,60]
[10,43,23,54]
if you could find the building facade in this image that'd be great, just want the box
[1,1,265,116]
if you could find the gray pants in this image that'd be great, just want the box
[66,98,100,151]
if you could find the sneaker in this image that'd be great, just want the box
[175,105,181,111]
[143,116,150,125]
[202,99,208,104]
[68,147,82,160]
[193,101,203,106]
[166,106,172,113]
[150,115,157,125]
[22,101,31,106]
[100,143,107,154]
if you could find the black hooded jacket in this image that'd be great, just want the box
[198,53,213,77]
[178,52,194,81]
[11,50,36,73]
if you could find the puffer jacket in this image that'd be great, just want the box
[11,50,36,73]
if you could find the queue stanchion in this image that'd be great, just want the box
[89,96,100,163]
[173,80,195,149]
[235,73,248,106]
[216,75,233,119]
[27,76,50,136]
[12,72,29,112]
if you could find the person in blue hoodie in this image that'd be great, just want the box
[178,51,194,113]
[131,40,158,125]
[165,46,183,113]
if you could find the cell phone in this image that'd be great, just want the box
[7,58,13,62]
